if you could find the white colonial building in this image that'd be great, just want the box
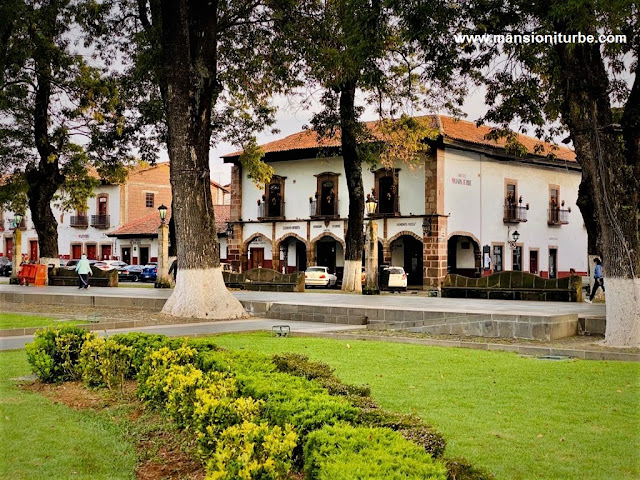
[223,115,588,289]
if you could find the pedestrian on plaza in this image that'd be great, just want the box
[585,258,604,303]
[75,254,92,289]
[168,258,178,281]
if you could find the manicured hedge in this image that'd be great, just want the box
[25,330,495,480]
[304,423,448,480]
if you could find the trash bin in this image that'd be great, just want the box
[379,268,390,291]
[33,264,47,286]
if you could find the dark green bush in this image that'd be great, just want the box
[272,353,371,397]
[357,407,446,458]
[25,326,94,383]
[445,458,496,480]
[304,423,447,480]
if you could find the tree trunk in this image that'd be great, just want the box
[339,83,365,293]
[27,45,63,270]
[159,0,245,319]
[556,42,640,347]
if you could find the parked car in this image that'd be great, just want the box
[140,264,158,282]
[383,266,408,291]
[118,265,144,282]
[0,257,12,277]
[64,259,97,270]
[304,266,338,288]
[94,260,127,271]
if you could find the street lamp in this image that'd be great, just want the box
[363,193,379,295]
[226,222,234,238]
[158,204,168,224]
[156,205,170,287]
[508,228,520,249]
[9,212,24,285]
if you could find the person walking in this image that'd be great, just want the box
[585,258,605,303]
[75,254,92,289]
[168,258,178,282]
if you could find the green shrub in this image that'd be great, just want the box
[110,332,169,377]
[193,373,264,457]
[304,423,447,480]
[79,336,134,392]
[272,353,370,397]
[137,344,198,407]
[163,364,209,427]
[445,458,496,480]
[205,421,297,480]
[357,407,446,458]
[25,326,94,383]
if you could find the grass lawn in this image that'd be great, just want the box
[208,332,640,480]
[0,313,84,330]
[0,350,136,480]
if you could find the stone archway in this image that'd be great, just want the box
[310,233,345,276]
[274,233,310,273]
[242,233,272,270]
[388,231,424,286]
[447,231,481,277]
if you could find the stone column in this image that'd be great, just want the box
[423,216,448,290]
[9,227,22,285]
[364,220,379,294]
[156,223,171,286]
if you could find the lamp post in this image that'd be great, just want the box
[9,212,23,285]
[156,205,170,287]
[507,228,520,249]
[363,193,379,295]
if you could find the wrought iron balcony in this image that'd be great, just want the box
[70,215,89,228]
[503,204,528,223]
[258,200,285,219]
[310,198,340,218]
[547,207,570,225]
[90,214,110,229]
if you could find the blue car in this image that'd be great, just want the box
[140,264,158,282]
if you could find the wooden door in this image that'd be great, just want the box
[121,247,131,265]
[29,240,38,262]
[86,244,97,260]
[5,238,12,260]
[72,244,82,259]
[250,248,264,269]
[101,245,112,260]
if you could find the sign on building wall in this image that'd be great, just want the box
[451,173,472,186]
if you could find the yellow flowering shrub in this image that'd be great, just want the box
[137,344,197,407]
[205,421,298,480]
[79,336,133,392]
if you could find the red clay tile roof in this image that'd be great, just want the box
[108,204,231,237]
[223,115,576,162]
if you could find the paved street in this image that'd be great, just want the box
[0,284,605,316]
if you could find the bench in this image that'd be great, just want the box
[223,268,304,292]
[48,266,118,287]
[441,272,582,302]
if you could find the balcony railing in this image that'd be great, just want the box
[547,208,570,225]
[503,204,528,223]
[70,215,89,228]
[310,198,340,218]
[90,214,110,229]
[258,201,285,219]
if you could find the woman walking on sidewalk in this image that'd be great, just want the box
[75,254,92,289]
[585,258,605,303]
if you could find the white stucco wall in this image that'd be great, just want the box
[443,148,588,275]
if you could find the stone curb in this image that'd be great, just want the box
[294,332,640,362]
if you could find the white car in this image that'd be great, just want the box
[384,266,408,291]
[304,266,338,288]
[93,260,128,271]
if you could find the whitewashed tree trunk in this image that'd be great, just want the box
[603,277,640,348]
[341,259,362,293]
[162,268,247,319]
